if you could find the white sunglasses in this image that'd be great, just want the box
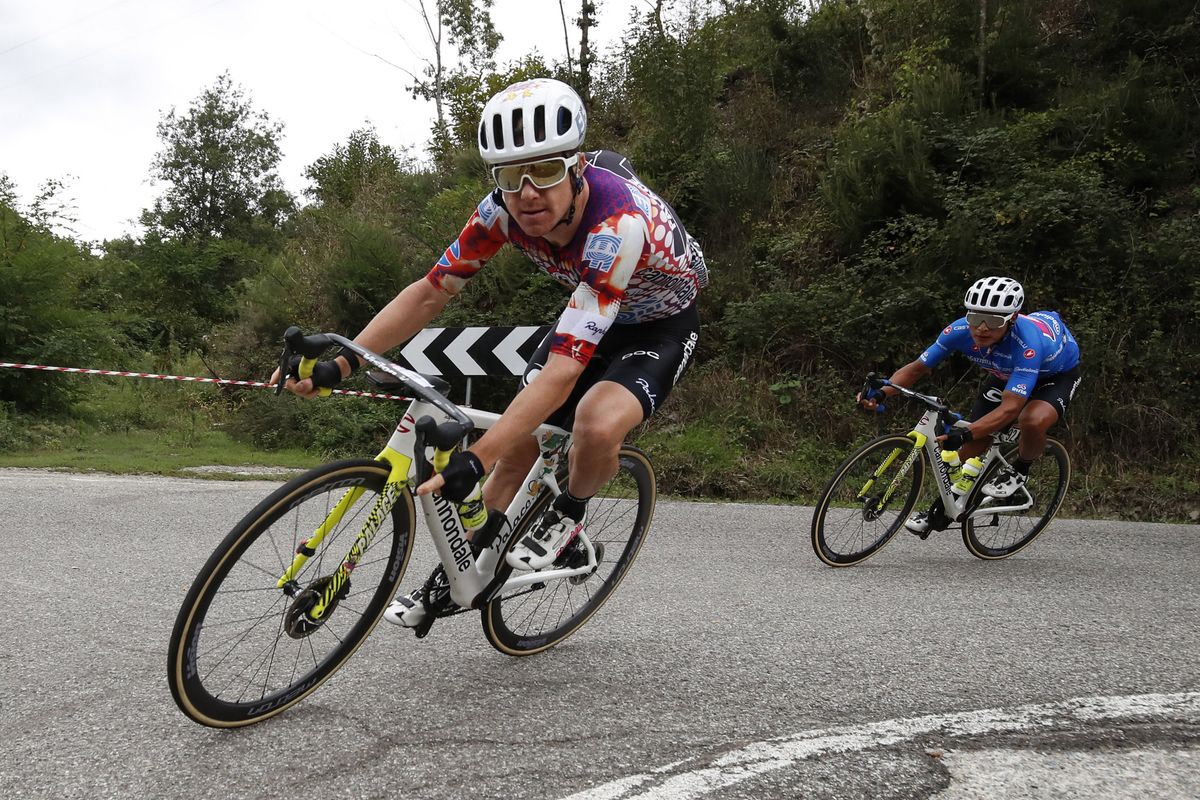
[491,156,575,193]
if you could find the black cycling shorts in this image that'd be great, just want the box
[522,304,700,429]
[969,364,1082,423]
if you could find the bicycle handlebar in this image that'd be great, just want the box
[277,326,473,430]
[862,372,966,434]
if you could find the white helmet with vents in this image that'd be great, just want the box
[477,78,587,165]
[964,276,1024,314]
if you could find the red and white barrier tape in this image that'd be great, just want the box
[0,362,411,402]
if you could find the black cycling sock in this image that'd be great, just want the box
[1013,458,1034,476]
[553,490,590,523]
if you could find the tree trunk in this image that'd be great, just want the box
[559,0,574,75]
[578,1,597,102]
[978,0,987,108]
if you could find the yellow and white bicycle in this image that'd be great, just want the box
[167,328,656,727]
[811,374,1070,567]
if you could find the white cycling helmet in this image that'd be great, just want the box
[964,276,1024,314]
[478,78,587,165]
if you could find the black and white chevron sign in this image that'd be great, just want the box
[391,326,551,377]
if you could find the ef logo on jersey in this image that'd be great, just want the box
[583,232,622,273]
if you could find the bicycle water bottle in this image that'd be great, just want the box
[941,449,962,474]
[457,484,488,533]
[952,457,984,496]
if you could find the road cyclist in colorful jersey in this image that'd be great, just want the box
[169,328,659,726]
[273,77,707,636]
[857,275,1082,538]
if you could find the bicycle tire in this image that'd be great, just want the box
[811,433,927,567]
[961,438,1070,560]
[482,445,656,655]
[167,459,416,727]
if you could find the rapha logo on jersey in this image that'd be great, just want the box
[583,232,622,273]
[478,194,500,226]
[636,377,658,414]
[584,320,610,337]
[1024,348,1036,359]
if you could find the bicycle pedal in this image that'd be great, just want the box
[412,616,436,639]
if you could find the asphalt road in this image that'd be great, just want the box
[2,468,1197,799]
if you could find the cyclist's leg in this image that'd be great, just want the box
[567,382,644,497]
[1015,399,1059,460]
[1017,365,1080,461]
[569,305,698,496]
[982,366,1080,498]
[482,436,539,512]
[508,306,698,569]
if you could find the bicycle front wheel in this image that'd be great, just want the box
[811,433,927,567]
[167,459,416,727]
[962,438,1070,559]
[483,445,656,655]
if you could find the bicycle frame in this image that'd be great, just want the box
[861,374,1038,527]
[904,406,1035,523]
[273,334,600,620]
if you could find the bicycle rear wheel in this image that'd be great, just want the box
[167,459,416,727]
[811,433,927,567]
[962,438,1070,559]
[483,445,656,655]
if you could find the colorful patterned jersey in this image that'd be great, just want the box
[919,311,1081,398]
[425,150,707,365]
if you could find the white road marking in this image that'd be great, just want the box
[933,747,1199,799]
[559,692,1200,800]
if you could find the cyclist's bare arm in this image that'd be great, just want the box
[350,277,452,365]
[858,359,931,408]
[274,278,451,398]
[417,353,583,496]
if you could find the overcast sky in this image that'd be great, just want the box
[0,0,645,242]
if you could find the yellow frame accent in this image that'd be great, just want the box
[274,448,413,619]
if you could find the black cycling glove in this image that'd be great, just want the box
[438,451,485,503]
[941,427,974,451]
[287,356,343,390]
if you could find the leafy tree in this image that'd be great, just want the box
[408,0,503,164]
[303,127,410,208]
[0,197,122,411]
[141,72,294,247]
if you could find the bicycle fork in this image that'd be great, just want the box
[857,431,927,517]
[275,449,412,621]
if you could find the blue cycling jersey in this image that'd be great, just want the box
[919,311,1081,398]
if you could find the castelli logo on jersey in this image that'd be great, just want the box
[1024,348,1036,359]
[944,325,953,335]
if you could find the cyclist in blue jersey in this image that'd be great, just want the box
[857,276,1082,536]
